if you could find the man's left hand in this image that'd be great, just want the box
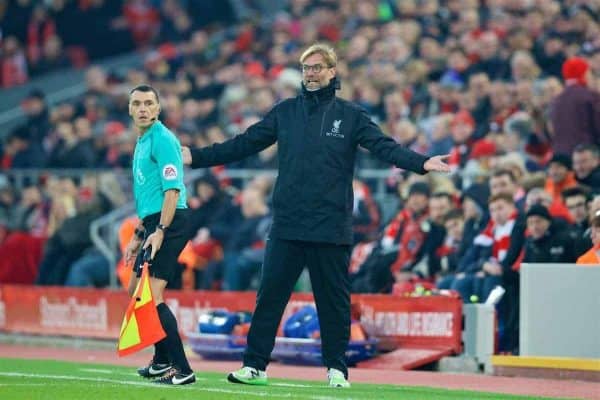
[423,154,451,173]
[143,229,164,260]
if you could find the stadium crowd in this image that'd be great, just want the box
[1,0,600,354]
[0,0,245,87]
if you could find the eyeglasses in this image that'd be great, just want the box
[301,64,329,73]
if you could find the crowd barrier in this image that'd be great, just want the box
[0,285,462,356]
[520,263,600,359]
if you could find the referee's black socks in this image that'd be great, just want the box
[157,303,193,374]
[153,337,169,365]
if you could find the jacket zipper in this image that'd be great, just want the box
[319,107,328,137]
[319,100,335,137]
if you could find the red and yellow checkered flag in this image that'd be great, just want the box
[117,253,166,357]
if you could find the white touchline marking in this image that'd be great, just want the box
[0,372,366,400]
[270,382,314,388]
[79,368,119,374]
[0,383,47,386]
[0,372,355,399]
[0,372,155,388]
[77,368,206,380]
[0,372,360,400]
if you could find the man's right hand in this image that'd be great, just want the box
[482,261,503,276]
[182,146,192,165]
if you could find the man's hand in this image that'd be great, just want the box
[124,237,142,266]
[423,154,451,173]
[483,261,503,276]
[182,146,192,165]
[143,229,164,260]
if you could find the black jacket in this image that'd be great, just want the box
[190,78,429,244]
[576,166,600,190]
[523,222,577,264]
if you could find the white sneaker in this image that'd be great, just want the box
[328,368,350,388]
[227,366,268,385]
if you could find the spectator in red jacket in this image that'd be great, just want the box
[123,0,160,46]
[0,36,28,88]
[26,4,56,68]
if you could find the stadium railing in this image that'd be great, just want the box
[4,168,399,287]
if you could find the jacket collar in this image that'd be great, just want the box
[301,77,339,102]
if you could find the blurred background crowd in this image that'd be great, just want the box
[1,0,600,355]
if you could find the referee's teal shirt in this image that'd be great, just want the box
[132,121,187,220]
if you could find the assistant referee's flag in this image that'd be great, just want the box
[117,250,165,357]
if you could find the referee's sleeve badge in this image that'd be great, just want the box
[162,164,178,180]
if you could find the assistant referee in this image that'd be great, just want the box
[123,84,195,385]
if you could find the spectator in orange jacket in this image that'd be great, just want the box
[545,154,577,204]
[576,214,600,266]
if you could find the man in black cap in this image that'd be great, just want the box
[546,153,575,200]
[504,204,578,355]
[523,204,577,263]
[461,183,490,250]
[549,153,571,170]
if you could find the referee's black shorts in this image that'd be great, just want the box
[133,208,189,282]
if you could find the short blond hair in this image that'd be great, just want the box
[300,43,337,67]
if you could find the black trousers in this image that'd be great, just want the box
[243,238,352,377]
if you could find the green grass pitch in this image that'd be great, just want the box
[0,358,571,400]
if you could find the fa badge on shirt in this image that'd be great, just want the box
[163,164,178,180]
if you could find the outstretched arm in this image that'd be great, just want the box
[185,107,278,168]
[354,108,450,174]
